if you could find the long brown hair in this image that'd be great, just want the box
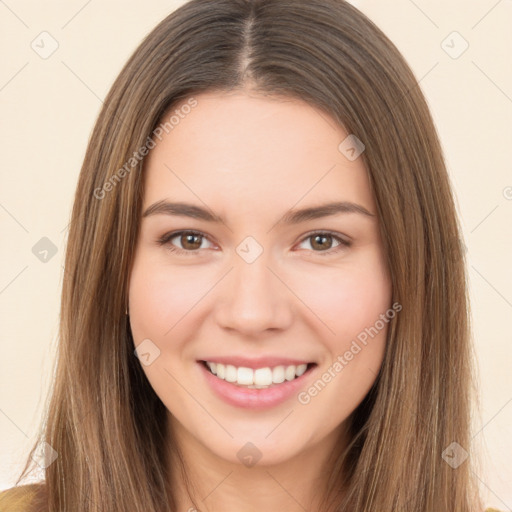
[5,0,484,510]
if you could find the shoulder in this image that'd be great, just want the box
[0,483,46,512]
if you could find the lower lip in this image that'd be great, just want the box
[197,361,317,410]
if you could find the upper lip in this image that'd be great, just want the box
[199,356,315,369]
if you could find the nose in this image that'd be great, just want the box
[214,251,293,336]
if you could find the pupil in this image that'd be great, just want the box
[312,234,330,250]
[183,234,201,249]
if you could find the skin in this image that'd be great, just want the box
[128,90,392,512]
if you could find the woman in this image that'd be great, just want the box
[0,0,498,510]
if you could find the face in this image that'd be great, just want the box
[128,90,392,468]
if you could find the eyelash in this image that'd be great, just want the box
[156,230,351,257]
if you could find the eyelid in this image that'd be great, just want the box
[157,229,351,256]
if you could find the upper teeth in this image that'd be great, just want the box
[206,362,308,388]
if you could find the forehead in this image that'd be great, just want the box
[142,91,375,219]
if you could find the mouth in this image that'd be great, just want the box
[199,360,318,389]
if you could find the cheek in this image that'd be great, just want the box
[128,257,213,340]
[296,257,392,425]
[127,257,212,403]
[291,253,392,342]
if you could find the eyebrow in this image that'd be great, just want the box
[142,200,375,225]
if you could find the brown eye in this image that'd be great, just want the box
[297,231,351,255]
[157,230,213,255]
[178,232,203,250]
[310,234,334,251]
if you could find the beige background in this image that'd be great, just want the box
[0,0,511,509]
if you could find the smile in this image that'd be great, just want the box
[197,358,318,409]
[202,361,312,389]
